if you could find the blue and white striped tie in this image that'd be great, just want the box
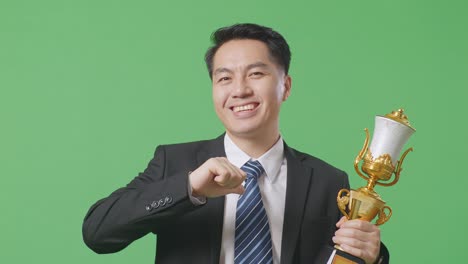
[234,160,273,264]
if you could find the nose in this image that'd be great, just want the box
[232,78,253,98]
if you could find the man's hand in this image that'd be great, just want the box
[189,157,246,198]
[333,216,381,264]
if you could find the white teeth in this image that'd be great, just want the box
[233,104,255,112]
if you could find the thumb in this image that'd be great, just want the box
[214,174,228,186]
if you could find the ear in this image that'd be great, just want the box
[282,75,292,101]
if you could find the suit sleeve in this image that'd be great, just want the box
[82,145,198,254]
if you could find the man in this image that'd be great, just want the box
[83,23,389,264]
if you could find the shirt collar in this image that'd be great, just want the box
[224,134,284,183]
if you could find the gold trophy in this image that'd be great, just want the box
[331,109,416,264]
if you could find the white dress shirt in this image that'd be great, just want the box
[219,134,287,264]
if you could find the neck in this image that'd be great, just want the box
[227,130,280,158]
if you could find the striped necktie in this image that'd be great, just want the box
[234,160,273,264]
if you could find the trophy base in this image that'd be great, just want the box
[328,248,365,264]
[315,245,365,264]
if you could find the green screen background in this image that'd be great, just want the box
[1,0,467,263]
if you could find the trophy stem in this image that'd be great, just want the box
[366,177,378,192]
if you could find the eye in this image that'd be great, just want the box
[249,72,264,78]
[217,76,231,83]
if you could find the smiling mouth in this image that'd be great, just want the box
[232,103,258,113]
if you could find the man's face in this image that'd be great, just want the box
[212,39,291,140]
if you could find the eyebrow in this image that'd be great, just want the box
[213,67,233,76]
[213,62,269,76]
[246,62,268,71]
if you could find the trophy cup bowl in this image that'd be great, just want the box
[331,109,415,264]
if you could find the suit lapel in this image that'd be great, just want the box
[280,144,313,264]
[196,135,227,264]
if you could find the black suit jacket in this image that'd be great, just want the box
[83,135,389,263]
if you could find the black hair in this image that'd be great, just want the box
[204,23,291,79]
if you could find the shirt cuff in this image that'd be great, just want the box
[187,172,207,205]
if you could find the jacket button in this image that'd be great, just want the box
[145,204,152,211]
[165,196,173,204]
[159,198,166,207]
[151,200,159,209]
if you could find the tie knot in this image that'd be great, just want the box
[241,160,264,180]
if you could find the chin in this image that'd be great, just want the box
[227,126,263,138]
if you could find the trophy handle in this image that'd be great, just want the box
[354,128,371,182]
[376,147,413,187]
[375,205,392,226]
[337,189,350,219]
